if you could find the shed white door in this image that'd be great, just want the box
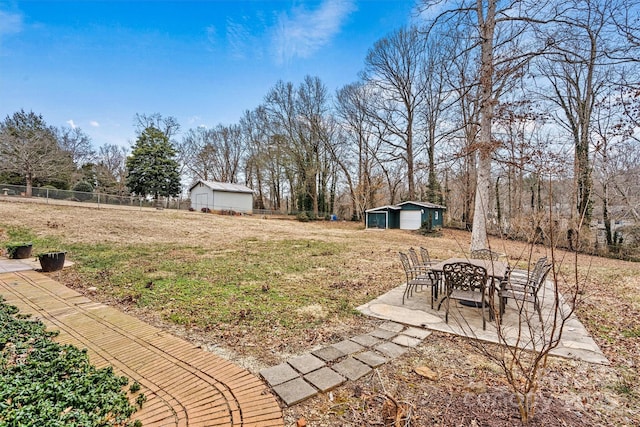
[194,193,209,211]
[400,210,422,230]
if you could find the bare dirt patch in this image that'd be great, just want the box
[1,199,638,425]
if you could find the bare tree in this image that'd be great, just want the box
[417,30,455,204]
[441,26,481,229]
[179,124,245,184]
[535,0,628,225]
[180,127,215,183]
[590,90,636,250]
[94,143,128,195]
[334,82,380,219]
[362,26,427,201]
[56,126,95,167]
[241,106,287,211]
[209,124,245,183]
[610,0,640,59]
[420,0,552,250]
[264,76,332,217]
[591,84,640,251]
[493,96,552,234]
[134,113,181,141]
[609,140,640,222]
[0,110,72,196]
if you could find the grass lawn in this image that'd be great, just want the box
[1,199,638,425]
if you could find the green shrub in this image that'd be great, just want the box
[0,298,139,426]
[73,181,94,201]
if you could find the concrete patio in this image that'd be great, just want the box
[357,279,609,365]
[257,276,608,408]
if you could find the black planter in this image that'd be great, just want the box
[38,252,66,272]
[7,243,33,259]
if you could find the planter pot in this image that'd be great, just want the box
[7,243,33,259]
[38,252,66,272]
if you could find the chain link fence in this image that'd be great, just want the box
[0,184,188,210]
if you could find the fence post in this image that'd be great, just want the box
[46,188,49,204]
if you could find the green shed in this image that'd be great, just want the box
[365,201,446,230]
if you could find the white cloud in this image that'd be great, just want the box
[90,121,100,127]
[272,0,356,64]
[206,25,217,47]
[225,14,266,61]
[66,119,77,129]
[226,19,251,60]
[0,9,23,36]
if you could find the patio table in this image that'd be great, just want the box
[430,257,509,308]
[430,257,508,281]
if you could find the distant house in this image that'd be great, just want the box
[365,201,446,230]
[189,180,254,213]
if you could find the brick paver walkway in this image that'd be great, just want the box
[0,269,284,427]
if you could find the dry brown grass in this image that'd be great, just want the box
[1,198,638,425]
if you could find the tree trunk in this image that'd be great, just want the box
[255,166,265,210]
[25,174,33,197]
[406,119,415,200]
[427,140,441,203]
[471,150,492,250]
[495,175,501,230]
[470,0,496,251]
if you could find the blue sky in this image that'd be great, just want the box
[0,0,418,148]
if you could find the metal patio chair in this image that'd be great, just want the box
[420,246,437,266]
[499,258,552,323]
[470,248,501,261]
[399,251,437,308]
[438,262,492,330]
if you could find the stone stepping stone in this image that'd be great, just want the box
[350,334,382,348]
[312,346,345,362]
[332,357,372,381]
[392,335,423,348]
[354,351,388,368]
[331,339,364,355]
[260,362,300,386]
[304,367,346,392]
[403,327,432,339]
[272,377,317,406]
[288,353,325,374]
[378,321,405,333]
[375,341,408,359]
[369,328,398,340]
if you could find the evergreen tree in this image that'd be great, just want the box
[126,126,181,200]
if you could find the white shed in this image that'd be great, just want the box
[189,180,254,213]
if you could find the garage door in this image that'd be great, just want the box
[400,210,422,230]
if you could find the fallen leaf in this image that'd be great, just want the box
[414,366,438,380]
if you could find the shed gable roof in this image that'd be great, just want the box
[397,201,446,210]
[365,205,401,213]
[189,180,254,194]
[366,201,446,214]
